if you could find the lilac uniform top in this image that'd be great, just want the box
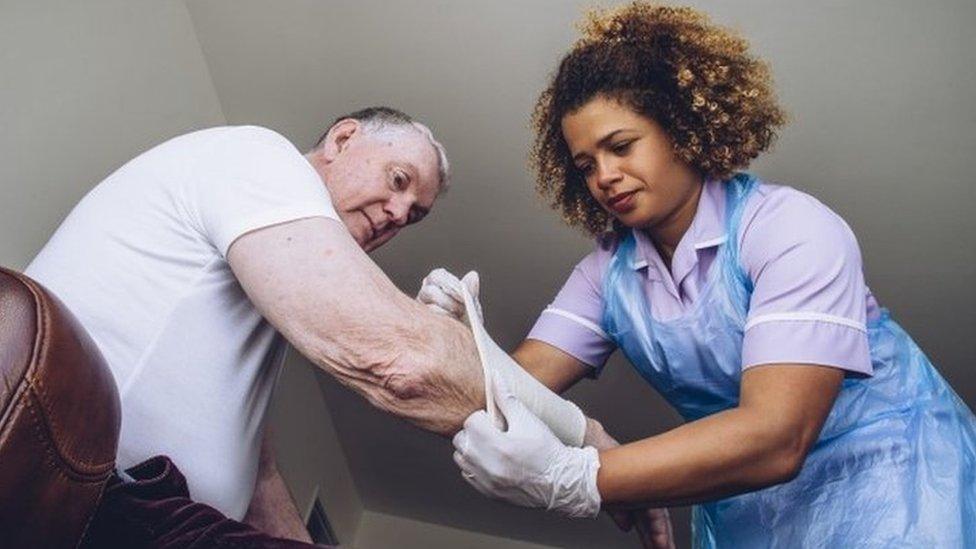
[528,179,881,377]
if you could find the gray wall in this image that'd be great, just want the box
[269,355,363,544]
[0,0,225,268]
[354,511,557,549]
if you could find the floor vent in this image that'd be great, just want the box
[306,496,339,546]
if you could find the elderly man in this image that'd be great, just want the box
[27,107,494,546]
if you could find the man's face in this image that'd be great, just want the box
[313,123,441,252]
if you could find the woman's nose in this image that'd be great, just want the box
[595,159,622,190]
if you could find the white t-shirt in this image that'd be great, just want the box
[27,126,339,519]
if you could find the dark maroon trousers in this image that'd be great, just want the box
[82,456,329,549]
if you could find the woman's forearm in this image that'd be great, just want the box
[511,339,591,394]
[597,406,806,508]
[595,364,843,508]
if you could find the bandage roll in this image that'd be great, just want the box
[459,285,586,447]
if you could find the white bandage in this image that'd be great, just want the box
[459,285,586,447]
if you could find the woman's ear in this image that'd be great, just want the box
[319,118,360,162]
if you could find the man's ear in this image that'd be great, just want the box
[319,119,359,162]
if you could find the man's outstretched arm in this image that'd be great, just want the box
[227,216,484,435]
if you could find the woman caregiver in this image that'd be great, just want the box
[424,3,976,547]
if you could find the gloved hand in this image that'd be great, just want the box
[417,268,483,325]
[453,373,601,518]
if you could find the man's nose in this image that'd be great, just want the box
[385,198,410,226]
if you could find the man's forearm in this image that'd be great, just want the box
[303,290,486,436]
[244,430,313,542]
[229,218,486,437]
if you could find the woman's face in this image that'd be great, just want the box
[561,95,701,233]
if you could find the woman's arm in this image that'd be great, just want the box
[454,361,843,516]
[598,363,843,508]
[511,339,591,394]
[452,292,843,509]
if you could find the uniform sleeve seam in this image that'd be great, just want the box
[540,307,611,341]
[744,312,866,333]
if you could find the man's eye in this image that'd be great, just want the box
[394,173,408,190]
[389,173,403,191]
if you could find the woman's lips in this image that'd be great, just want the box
[607,190,637,213]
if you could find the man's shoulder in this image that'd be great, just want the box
[189,125,305,166]
[165,125,294,152]
[215,125,297,150]
[218,125,293,145]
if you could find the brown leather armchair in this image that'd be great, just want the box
[0,267,121,548]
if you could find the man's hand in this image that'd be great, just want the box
[584,419,675,549]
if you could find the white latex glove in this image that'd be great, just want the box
[417,268,483,325]
[452,373,601,518]
[419,267,586,447]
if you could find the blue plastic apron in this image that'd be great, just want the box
[602,174,976,547]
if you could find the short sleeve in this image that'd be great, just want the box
[188,126,340,257]
[527,239,617,374]
[738,187,872,376]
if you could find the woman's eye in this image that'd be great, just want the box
[612,141,632,155]
[577,164,594,176]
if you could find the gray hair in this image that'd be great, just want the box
[312,106,451,193]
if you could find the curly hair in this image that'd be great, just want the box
[531,2,787,235]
